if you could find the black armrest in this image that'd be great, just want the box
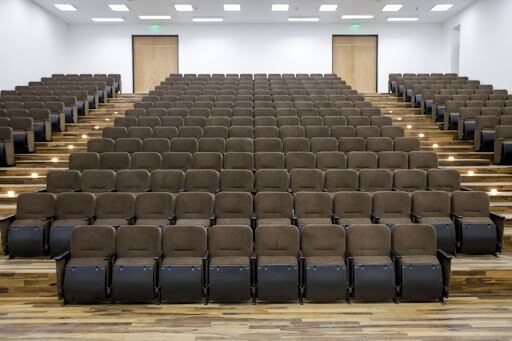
[291,209,298,226]
[391,187,400,191]
[55,250,71,261]
[209,214,216,227]
[426,187,436,191]
[460,187,472,191]
[411,212,422,222]
[251,213,257,230]
[37,189,48,193]
[332,213,339,224]
[287,187,293,193]
[370,214,380,223]
[451,213,463,220]
[167,213,176,225]
[358,188,366,192]
[43,215,56,222]
[125,215,136,225]
[82,215,95,224]
[153,251,163,262]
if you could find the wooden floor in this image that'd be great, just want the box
[0,296,511,340]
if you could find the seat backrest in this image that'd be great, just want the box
[394,137,420,152]
[80,169,116,192]
[290,169,324,192]
[254,192,293,219]
[347,151,377,170]
[116,225,161,258]
[162,152,193,171]
[359,169,393,192]
[150,169,185,193]
[88,138,115,153]
[47,170,81,193]
[135,192,174,219]
[55,192,95,219]
[131,152,162,171]
[393,169,427,192]
[378,151,409,170]
[392,224,437,256]
[347,224,390,257]
[427,169,461,191]
[219,169,254,192]
[324,169,358,192]
[254,169,289,192]
[175,192,214,219]
[71,225,116,258]
[95,193,135,219]
[408,151,438,170]
[451,190,490,217]
[214,192,253,219]
[255,225,300,257]
[412,190,450,217]
[372,191,411,218]
[16,193,56,219]
[209,225,253,257]
[114,138,142,153]
[116,170,151,192]
[185,169,219,192]
[333,192,371,218]
[223,152,254,169]
[163,225,207,258]
[301,224,345,257]
[294,192,332,218]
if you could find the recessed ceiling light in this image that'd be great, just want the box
[54,4,77,11]
[431,4,453,12]
[109,4,129,12]
[92,17,124,22]
[272,4,289,11]
[224,4,241,11]
[139,15,172,20]
[319,4,338,12]
[342,15,374,19]
[192,18,224,22]
[175,4,194,12]
[382,4,403,12]
[387,17,419,22]
[288,17,319,22]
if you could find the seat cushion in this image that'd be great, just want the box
[135,219,170,227]
[12,219,48,227]
[162,257,202,266]
[305,256,344,266]
[210,256,250,266]
[353,256,392,266]
[94,219,127,226]
[379,218,412,225]
[257,218,291,226]
[337,218,372,226]
[67,257,109,267]
[400,255,440,265]
[459,217,494,225]
[115,257,156,267]
[175,218,210,227]
[418,217,453,225]
[52,219,84,227]
[298,218,332,226]
[258,255,297,266]
[215,218,251,226]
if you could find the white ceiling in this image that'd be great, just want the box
[32,0,476,24]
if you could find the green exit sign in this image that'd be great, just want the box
[350,23,361,31]
[149,24,161,32]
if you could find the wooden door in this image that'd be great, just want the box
[332,35,377,93]
[133,36,178,93]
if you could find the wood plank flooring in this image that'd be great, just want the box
[0,296,512,340]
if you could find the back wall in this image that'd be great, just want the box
[65,23,449,93]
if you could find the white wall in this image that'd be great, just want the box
[66,23,449,93]
[445,0,512,91]
[0,0,67,90]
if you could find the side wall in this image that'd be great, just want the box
[445,0,512,91]
[65,23,448,93]
[0,0,67,90]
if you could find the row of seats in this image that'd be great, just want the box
[0,101,73,131]
[101,125,407,141]
[165,73,341,79]
[55,223,452,304]
[46,167,456,194]
[90,136,419,154]
[134,99,373,111]
[71,150,434,172]
[146,91,361,101]
[124,107,382,120]
[118,112,388,128]
[413,88,507,109]
[0,116,34,154]
[5,190,502,260]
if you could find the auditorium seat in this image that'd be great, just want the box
[80,170,116,193]
[134,192,173,228]
[214,192,253,226]
[174,192,214,227]
[93,192,135,227]
[220,169,254,192]
[372,191,412,227]
[333,192,372,226]
[294,192,332,227]
[46,170,80,193]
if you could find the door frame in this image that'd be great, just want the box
[132,35,180,93]
[331,34,379,93]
